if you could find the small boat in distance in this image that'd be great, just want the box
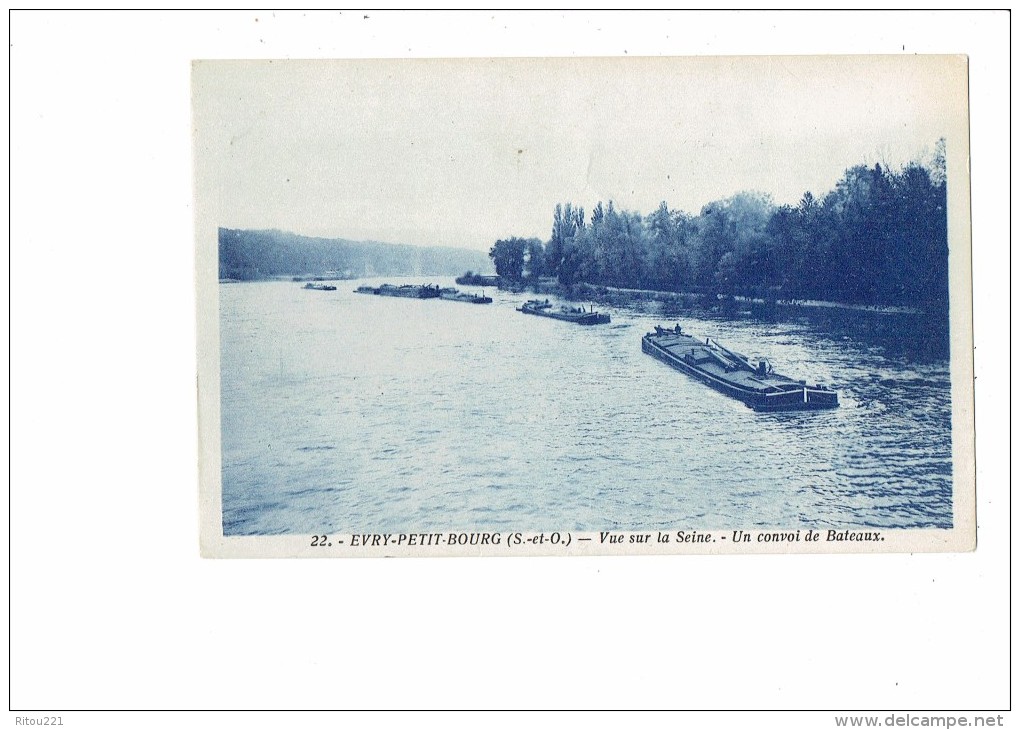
[517,299,611,325]
[303,282,337,291]
[642,324,838,411]
[438,287,493,304]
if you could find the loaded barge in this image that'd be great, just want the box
[354,283,441,299]
[303,282,337,291]
[642,324,838,411]
[439,287,492,304]
[354,284,490,303]
[517,299,611,325]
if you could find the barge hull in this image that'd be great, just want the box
[642,335,838,412]
[518,304,610,325]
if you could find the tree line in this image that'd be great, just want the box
[489,143,948,310]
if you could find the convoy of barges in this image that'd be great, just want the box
[354,282,492,303]
[307,279,839,412]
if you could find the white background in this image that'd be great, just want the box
[8,10,1011,724]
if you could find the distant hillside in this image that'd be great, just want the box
[219,228,494,281]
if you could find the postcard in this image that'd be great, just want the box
[194,55,973,557]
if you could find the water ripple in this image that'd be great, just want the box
[220,280,955,534]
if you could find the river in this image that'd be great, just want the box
[218,279,954,535]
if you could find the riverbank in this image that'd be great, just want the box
[498,278,926,317]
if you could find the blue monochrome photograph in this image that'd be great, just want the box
[194,56,974,557]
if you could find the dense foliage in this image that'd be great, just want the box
[492,147,948,310]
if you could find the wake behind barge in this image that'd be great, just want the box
[642,325,838,412]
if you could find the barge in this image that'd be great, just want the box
[354,283,441,299]
[517,299,610,325]
[438,287,493,304]
[642,324,838,411]
[303,282,337,291]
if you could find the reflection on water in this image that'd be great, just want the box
[219,280,954,535]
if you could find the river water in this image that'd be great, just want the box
[218,279,954,535]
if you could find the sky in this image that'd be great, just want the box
[193,43,967,253]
